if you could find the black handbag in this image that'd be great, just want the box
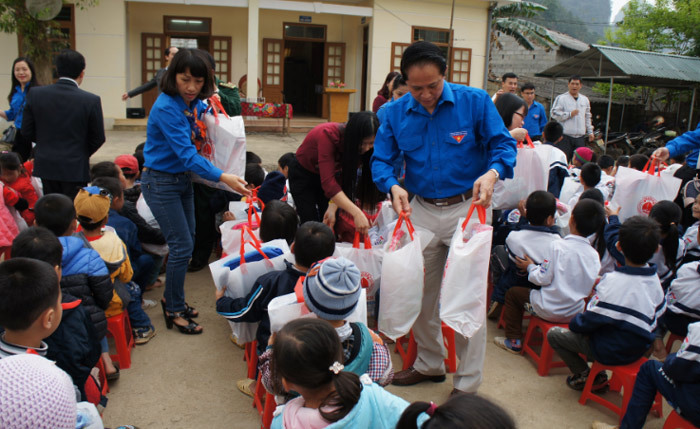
[1,125,17,144]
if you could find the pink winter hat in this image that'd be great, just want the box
[574,147,594,163]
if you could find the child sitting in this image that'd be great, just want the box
[259,199,299,245]
[681,193,699,263]
[277,152,295,207]
[488,191,562,319]
[548,216,665,391]
[592,322,700,429]
[568,163,604,207]
[396,392,516,429]
[270,318,407,429]
[494,199,605,353]
[0,151,37,225]
[114,154,141,203]
[540,121,569,198]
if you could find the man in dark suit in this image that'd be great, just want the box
[22,49,105,200]
[121,46,178,101]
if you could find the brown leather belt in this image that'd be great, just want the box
[422,190,473,207]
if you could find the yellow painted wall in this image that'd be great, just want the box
[0,33,19,131]
[368,0,489,109]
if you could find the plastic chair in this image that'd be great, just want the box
[579,357,663,423]
[665,333,685,355]
[245,341,259,380]
[394,323,457,373]
[521,316,568,376]
[252,375,275,429]
[663,410,697,429]
[106,312,135,369]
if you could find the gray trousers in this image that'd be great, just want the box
[547,326,594,374]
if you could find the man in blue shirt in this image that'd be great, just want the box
[654,121,700,171]
[521,83,547,141]
[372,41,517,394]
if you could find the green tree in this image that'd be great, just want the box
[0,0,98,85]
[489,1,559,79]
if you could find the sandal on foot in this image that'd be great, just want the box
[237,378,256,398]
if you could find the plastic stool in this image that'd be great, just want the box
[579,358,663,423]
[245,341,259,380]
[96,356,109,395]
[666,333,684,355]
[252,375,275,429]
[663,410,697,429]
[521,316,568,376]
[106,312,135,370]
[394,323,457,373]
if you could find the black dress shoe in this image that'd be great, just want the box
[391,367,446,386]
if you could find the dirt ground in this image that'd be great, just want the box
[95,130,671,429]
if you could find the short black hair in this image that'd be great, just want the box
[55,49,85,79]
[572,199,606,258]
[616,155,630,168]
[245,163,265,188]
[34,194,76,236]
[629,154,649,171]
[525,190,556,226]
[90,161,121,182]
[543,121,563,143]
[598,155,615,170]
[293,221,335,268]
[579,188,604,205]
[91,176,123,199]
[0,258,59,331]
[0,151,21,171]
[160,48,215,100]
[260,200,299,245]
[400,41,447,80]
[11,227,63,267]
[133,143,145,172]
[580,163,601,187]
[391,75,407,92]
[521,82,535,92]
[278,152,295,169]
[619,216,661,264]
[502,72,518,82]
[568,74,582,83]
[494,93,528,129]
[246,151,262,165]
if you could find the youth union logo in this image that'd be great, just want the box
[201,140,215,161]
[637,196,657,215]
[360,272,374,289]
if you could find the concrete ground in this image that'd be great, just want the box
[95,130,670,429]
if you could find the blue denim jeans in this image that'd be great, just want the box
[125,281,152,329]
[141,169,195,313]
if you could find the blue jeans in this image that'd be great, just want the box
[125,281,152,329]
[141,169,195,313]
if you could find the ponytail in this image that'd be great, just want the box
[319,371,362,422]
[649,201,682,274]
[592,220,606,260]
[395,401,433,429]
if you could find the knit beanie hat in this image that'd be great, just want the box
[0,354,77,429]
[74,186,111,224]
[303,257,362,320]
[574,147,594,164]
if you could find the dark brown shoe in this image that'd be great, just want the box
[391,367,446,386]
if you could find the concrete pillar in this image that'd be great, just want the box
[247,0,259,99]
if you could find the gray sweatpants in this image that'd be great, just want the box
[547,326,594,375]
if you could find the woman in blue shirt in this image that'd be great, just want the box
[142,48,249,335]
[1,57,38,161]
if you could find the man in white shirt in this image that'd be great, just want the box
[550,75,594,162]
[492,72,518,103]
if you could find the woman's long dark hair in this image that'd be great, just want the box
[494,93,528,130]
[649,201,682,273]
[378,71,400,99]
[271,318,361,423]
[340,111,384,211]
[396,393,516,429]
[8,57,38,103]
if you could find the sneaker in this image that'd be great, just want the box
[487,301,504,320]
[567,370,609,391]
[493,337,522,354]
[134,326,156,345]
[141,299,157,309]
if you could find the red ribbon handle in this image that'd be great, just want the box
[238,225,267,265]
[517,133,535,149]
[352,232,372,249]
[246,187,265,226]
[294,276,306,303]
[391,211,415,241]
[460,204,487,231]
[207,96,231,124]
[641,157,667,177]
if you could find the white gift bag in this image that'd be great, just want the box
[610,161,682,221]
[210,227,290,343]
[492,137,549,210]
[440,205,492,338]
[334,233,384,318]
[220,197,264,255]
[191,98,246,192]
[379,213,426,341]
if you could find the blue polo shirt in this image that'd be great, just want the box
[666,123,700,169]
[523,100,547,138]
[4,84,29,129]
[371,82,517,199]
[144,92,223,181]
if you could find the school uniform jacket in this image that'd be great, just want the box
[499,225,562,291]
[666,261,700,320]
[662,321,700,423]
[569,265,665,365]
[683,221,699,262]
[527,234,601,323]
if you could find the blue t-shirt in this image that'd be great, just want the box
[4,84,29,129]
[523,100,547,137]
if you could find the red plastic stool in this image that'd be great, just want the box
[106,312,135,369]
[579,358,663,423]
[521,317,568,376]
[394,323,457,373]
[663,410,697,429]
[666,333,685,355]
[245,341,259,380]
[252,375,275,429]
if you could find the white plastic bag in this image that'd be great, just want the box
[191,98,246,192]
[334,233,384,318]
[492,138,549,210]
[440,205,492,338]
[610,161,682,221]
[371,201,398,246]
[220,197,263,255]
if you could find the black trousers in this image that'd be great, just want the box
[11,128,32,162]
[562,134,586,163]
[288,158,328,224]
[42,179,87,201]
[190,182,218,265]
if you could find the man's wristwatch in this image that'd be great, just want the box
[489,168,500,180]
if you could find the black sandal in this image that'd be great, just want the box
[161,299,198,318]
[160,301,202,335]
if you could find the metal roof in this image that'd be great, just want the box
[536,45,700,88]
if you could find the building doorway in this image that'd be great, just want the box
[283,40,324,117]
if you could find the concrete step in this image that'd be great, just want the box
[111,117,326,133]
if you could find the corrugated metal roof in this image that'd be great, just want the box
[550,30,589,53]
[536,45,700,88]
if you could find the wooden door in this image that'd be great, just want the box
[210,36,232,83]
[140,33,166,115]
[262,38,284,104]
[450,47,472,86]
[323,42,346,118]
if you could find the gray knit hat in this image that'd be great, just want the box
[303,257,362,320]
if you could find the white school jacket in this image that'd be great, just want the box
[666,261,700,319]
[505,226,562,264]
[683,221,699,260]
[527,235,601,323]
